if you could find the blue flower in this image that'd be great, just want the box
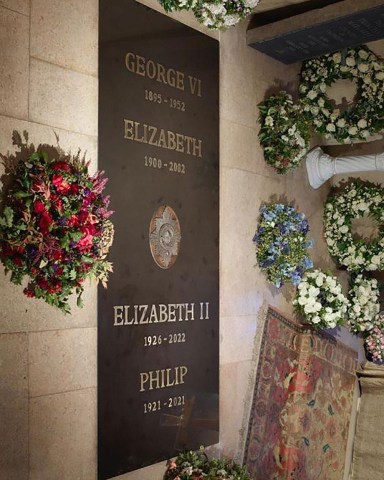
[302,257,313,269]
[306,239,315,249]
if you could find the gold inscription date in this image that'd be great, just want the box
[145,89,186,112]
[143,395,186,414]
[144,332,186,347]
[144,156,186,175]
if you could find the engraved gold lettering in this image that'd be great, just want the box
[148,125,157,146]
[113,306,124,326]
[146,59,156,79]
[124,119,134,140]
[167,131,176,151]
[113,303,199,325]
[157,129,167,148]
[123,119,203,158]
[176,133,184,153]
[159,304,168,322]
[135,54,146,76]
[124,52,188,92]
[139,366,188,392]
[149,304,158,323]
[125,52,135,73]
[139,305,149,324]
[134,121,145,143]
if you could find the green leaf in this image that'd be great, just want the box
[77,294,84,308]
[307,399,316,407]
[323,444,330,453]
[328,405,334,416]
[14,191,32,198]
[69,269,77,280]
[70,231,83,242]
[3,207,14,227]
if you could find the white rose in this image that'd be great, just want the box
[312,316,321,324]
[357,119,367,129]
[346,57,356,67]
[353,304,361,314]
[359,50,369,59]
[332,53,342,63]
[336,118,346,128]
[358,63,369,73]
[317,98,325,107]
[326,123,336,132]
[265,116,274,126]
[348,126,358,136]
[307,90,318,100]
[376,72,384,81]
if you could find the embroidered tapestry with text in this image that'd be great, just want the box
[244,307,357,479]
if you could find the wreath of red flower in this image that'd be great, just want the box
[0,147,114,314]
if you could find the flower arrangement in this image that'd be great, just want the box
[347,274,381,333]
[299,45,384,143]
[253,203,314,288]
[164,447,251,480]
[364,314,384,363]
[323,181,384,272]
[158,0,259,30]
[258,92,310,174]
[293,269,348,330]
[0,142,113,314]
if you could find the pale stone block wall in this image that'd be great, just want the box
[0,1,365,479]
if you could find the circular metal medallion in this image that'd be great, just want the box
[149,205,181,269]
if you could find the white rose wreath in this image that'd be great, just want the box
[299,45,384,143]
[347,275,381,333]
[293,269,348,330]
[323,182,384,272]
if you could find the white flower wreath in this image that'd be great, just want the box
[293,269,348,330]
[324,182,384,272]
[158,0,259,29]
[258,91,310,174]
[348,274,381,333]
[299,45,384,143]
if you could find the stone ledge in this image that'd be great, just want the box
[247,0,384,64]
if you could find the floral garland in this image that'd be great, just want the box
[258,92,310,174]
[164,447,251,480]
[253,203,314,288]
[293,269,348,330]
[299,45,384,143]
[347,274,381,333]
[323,182,384,272]
[0,146,113,314]
[158,0,259,29]
[364,314,384,363]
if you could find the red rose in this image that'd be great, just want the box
[52,174,71,194]
[77,226,94,252]
[39,211,53,234]
[13,256,23,266]
[71,183,80,194]
[67,215,78,227]
[37,278,49,290]
[51,249,63,260]
[77,209,88,223]
[1,242,12,256]
[23,288,35,298]
[34,200,46,214]
[51,161,72,171]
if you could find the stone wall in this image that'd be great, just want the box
[0,1,362,479]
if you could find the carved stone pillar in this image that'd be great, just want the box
[306,147,384,189]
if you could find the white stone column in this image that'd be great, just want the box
[306,147,384,189]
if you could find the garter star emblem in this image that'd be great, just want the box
[149,205,181,269]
